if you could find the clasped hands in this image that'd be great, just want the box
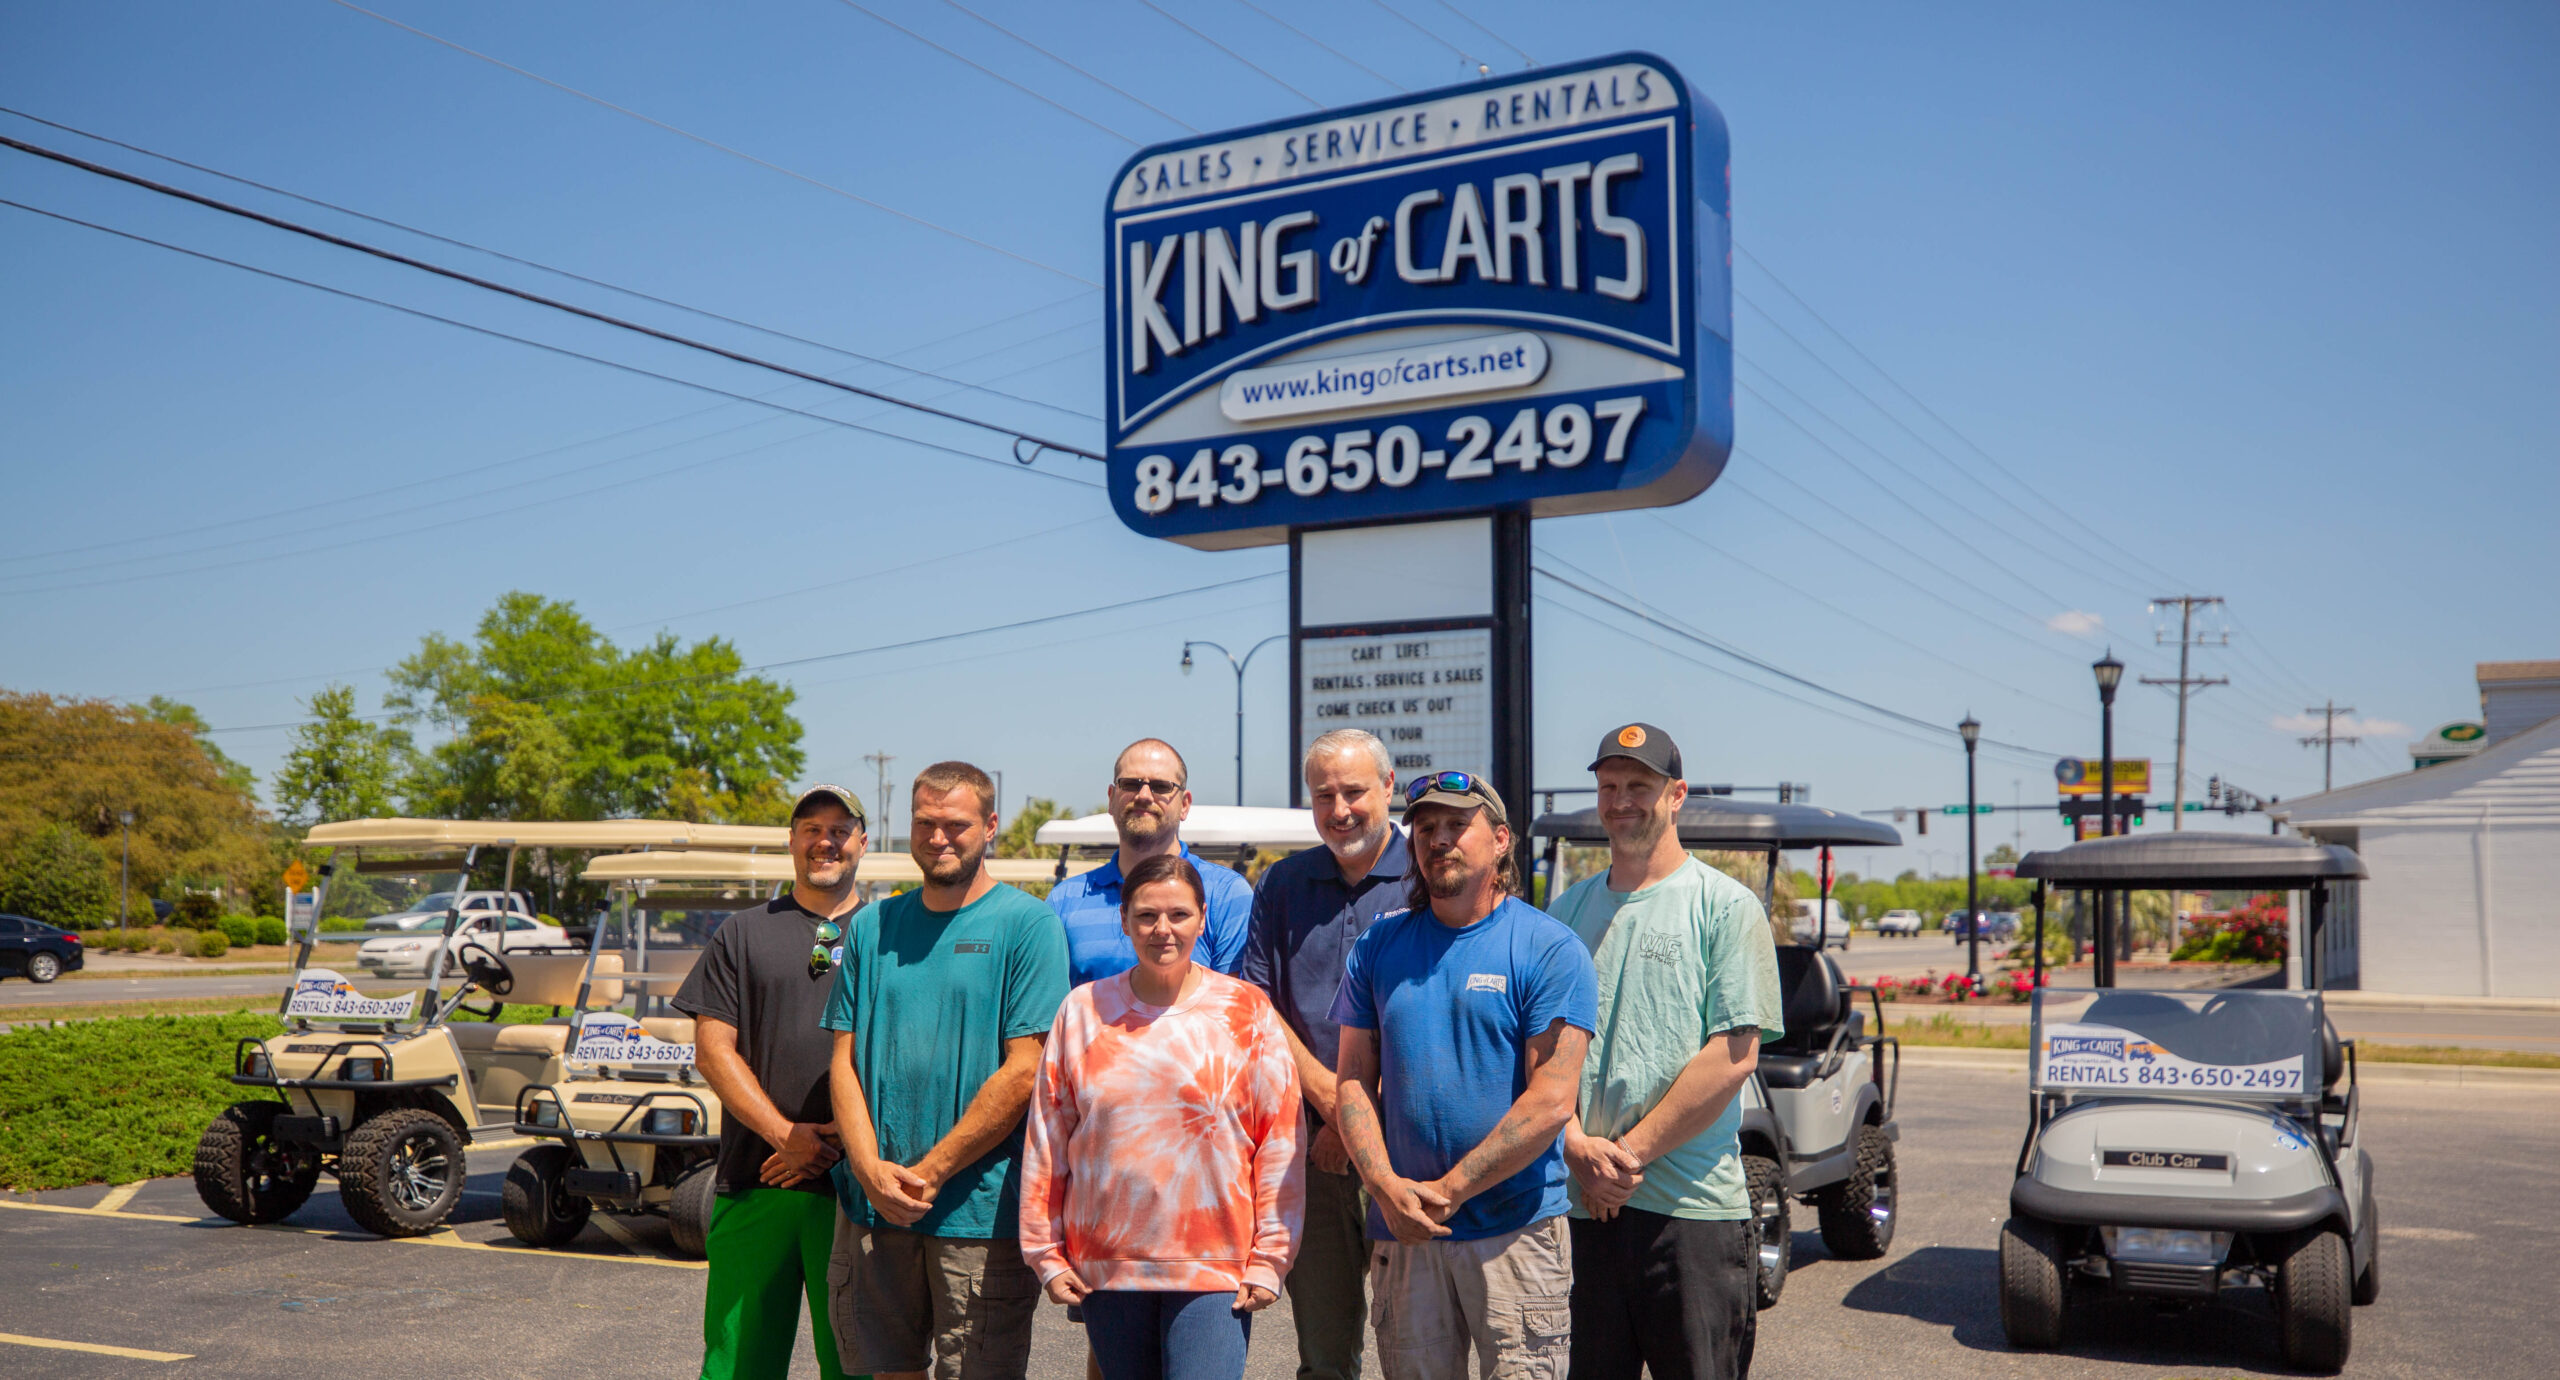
[849,1146,950,1227]
[1043,1268,1276,1315]
[1563,1126,1646,1221]
[758,1121,843,1187]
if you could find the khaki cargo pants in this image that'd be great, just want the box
[1370,1215,1572,1380]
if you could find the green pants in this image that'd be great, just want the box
[702,1188,853,1380]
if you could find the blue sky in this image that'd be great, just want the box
[4,1,2553,868]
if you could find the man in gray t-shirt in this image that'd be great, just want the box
[672,784,866,1380]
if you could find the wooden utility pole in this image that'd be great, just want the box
[2299,703,2359,792]
[2142,596,2228,830]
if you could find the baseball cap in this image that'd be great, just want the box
[1402,770,1508,827]
[791,784,868,828]
[1589,722,1683,779]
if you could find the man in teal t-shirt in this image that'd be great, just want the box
[1547,724,1783,1380]
[825,761,1069,1380]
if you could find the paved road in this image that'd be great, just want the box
[4,1063,2553,1376]
[2,974,293,1006]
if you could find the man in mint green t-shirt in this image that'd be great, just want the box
[1546,723,1782,1380]
[825,761,1069,1380]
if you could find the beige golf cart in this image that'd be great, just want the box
[506,847,1101,1256]
[193,818,783,1238]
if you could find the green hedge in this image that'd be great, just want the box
[0,1013,284,1191]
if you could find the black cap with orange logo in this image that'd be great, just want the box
[1588,722,1682,779]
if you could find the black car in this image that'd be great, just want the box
[0,912,85,982]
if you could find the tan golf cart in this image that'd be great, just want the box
[193,818,783,1238]
[506,847,1101,1255]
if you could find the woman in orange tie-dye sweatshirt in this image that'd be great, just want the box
[1022,851,1305,1380]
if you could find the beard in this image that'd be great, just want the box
[1117,806,1170,845]
[916,836,986,887]
[1423,855,1473,899]
[1605,807,1670,854]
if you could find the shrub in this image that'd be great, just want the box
[0,1013,286,1191]
[1998,971,2038,1002]
[167,929,199,957]
[1938,972,1973,1003]
[172,892,222,931]
[196,931,230,958]
[1873,975,1903,1002]
[319,916,366,933]
[0,823,117,929]
[2172,895,2288,963]
[152,938,176,954]
[254,916,288,946]
[218,915,257,948]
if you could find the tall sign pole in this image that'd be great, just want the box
[1103,54,1734,861]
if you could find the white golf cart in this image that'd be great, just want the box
[1530,796,1907,1308]
[2003,833,2376,1373]
[1032,804,1320,879]
[194,818,779,1238]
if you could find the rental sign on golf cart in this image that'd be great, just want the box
[1103,51,1731,549]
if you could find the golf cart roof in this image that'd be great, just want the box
[306,817,788,852]
[1035,805,1321,851]
[2014,832,2367,888]
[581,850,1100,887]
[1528,797,1902,849]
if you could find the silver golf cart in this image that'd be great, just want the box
[1530,796,1906,1308]
[2003,833,2375,1373]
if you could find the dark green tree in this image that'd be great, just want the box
[271,684,403,825]
[0,823,118,928]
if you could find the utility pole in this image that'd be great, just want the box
[861,750,895,842]
[2299,702,2359,792]
[2141,596,2228,830]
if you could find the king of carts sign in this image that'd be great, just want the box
[1105,54,1732,547]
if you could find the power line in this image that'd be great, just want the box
[1,134,1105,464]
[1134,0,1322,107]
[608,515,1112,633]
[324,0,1095,286]
[1367,0,1483,70]
[1428,0,1535,66]
[0,105,1101,428]
[2139,595,2229,828]
[2298,701,2359,793]
[1230,0,1407,92]
[830,1,1140,144]
[936,1,1200,130]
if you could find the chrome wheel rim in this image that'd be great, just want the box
[386,1133,451,1212]
[1755,1189,1785,1273]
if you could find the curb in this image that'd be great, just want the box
[1890,1042,2560,1086]
[2317,991,2560,1014]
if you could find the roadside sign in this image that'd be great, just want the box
[1104,53,1731,548]
[2055,757,2150,797]
[285,889,319,936]
[282,860,309,891]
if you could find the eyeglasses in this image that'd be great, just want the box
[1112,776,1183,798]
[807,920,843,979]
[1405,770,1484,805]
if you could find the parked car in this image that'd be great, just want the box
[356,912,570,979]
[0,912,84,982]
[1788,899,1850,949]
[1944,909,2017,941]
[362,890,538,932]
[1876,908,1924,937]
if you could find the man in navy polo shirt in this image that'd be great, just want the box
[1241,727,1411,1380]
[1046,738,1253,986]
[1332,770,1597,1380]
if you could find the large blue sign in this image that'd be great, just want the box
[1104,53,1731,549]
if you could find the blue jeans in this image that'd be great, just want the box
[1082,1289,1252,1380]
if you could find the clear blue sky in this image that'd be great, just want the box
[4,1,2553,869]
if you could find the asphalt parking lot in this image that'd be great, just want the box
[3,1061,2554,1377]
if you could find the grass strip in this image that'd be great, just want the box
[0,1012,284,1192]
[0,996,277,1024]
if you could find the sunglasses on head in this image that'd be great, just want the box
[1113,776,1183,798]
[807,920,843,979]
[1404,770,1485,805]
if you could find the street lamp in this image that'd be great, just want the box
[2093,651,2125,985]
[117,809,134,935]
[1959,714,1981,989]
[1181,635,1286,806]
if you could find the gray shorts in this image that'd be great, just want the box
[828,1216,1039,1379]
[1371,1215,1574,1380]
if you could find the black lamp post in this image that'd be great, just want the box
[1181,636,1286,806]
[2093,651,2125,986]
[1959,714,1982,990]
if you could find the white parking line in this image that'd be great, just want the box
[0,1330,192,1362]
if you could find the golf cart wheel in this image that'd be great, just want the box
[1744,1153,1791,1309]
[27,951,61,983]
[668,1162,717,1259]
[501,1144,590,1248]
[337,1108,465,1238]
[1998,1215,2070,1350]
[2277,1229,2353,1374]
[192,1101,321,1224]
[2352,1178,2380,1305]
[1815,1123,1897,1260]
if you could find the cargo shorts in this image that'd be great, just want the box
[1371,1214,1573,1380]
[828,1215,1039,1380]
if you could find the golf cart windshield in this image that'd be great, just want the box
[2031,987,2325,1102]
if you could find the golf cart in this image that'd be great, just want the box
[1033,804,1319,879]
[1531,796,1906,1308]
[193,817,781,1239]
[2003,833,2375,1373]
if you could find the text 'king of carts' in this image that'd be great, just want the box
[1104,53,1732,548]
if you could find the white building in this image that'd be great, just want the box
[2272,661,2560,998]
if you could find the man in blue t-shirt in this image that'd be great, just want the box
[1045,738,1252,986]
[1331,771,1597,1380]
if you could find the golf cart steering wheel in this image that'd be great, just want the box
[456,940,515,998]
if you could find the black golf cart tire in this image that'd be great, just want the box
[501,1144,591,1248]
[668,1162,718,1259]
[192,1101,320,1224]
[28,951,62,983]
[2277,1228,2353,1373]
[1744,1153,1790,1310]
[337,1108,465,1238]
[1998,1215,2069,1350]
[1815,1123,1897,1260]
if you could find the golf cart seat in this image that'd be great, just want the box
[443,1021,574,1054]
[1759,945,1855,1089]
[2321,1015,2343,1093]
